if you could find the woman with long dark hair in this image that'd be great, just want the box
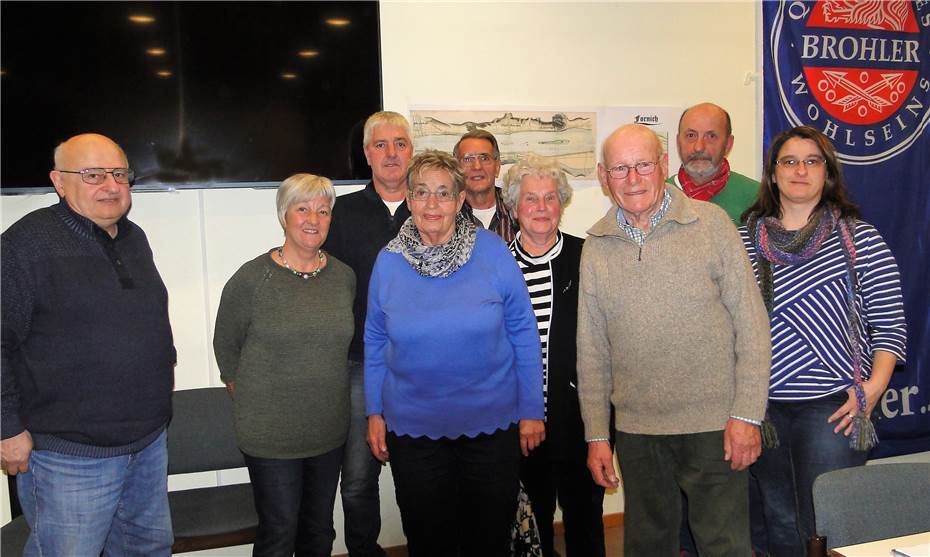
[740,126,907,556]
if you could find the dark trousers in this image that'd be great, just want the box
[387,425,521,557]
[751,394,867,557]
[520,440,606,557]
[616,430,751,557]
[244,445,344,557]
[679,473,769,555]
[340,359,385,557]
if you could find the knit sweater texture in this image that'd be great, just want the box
[365,229,544,439]
[1,201,175,456]
[670,169,760,225]
[213,251,355,459]
[577,185,771,438]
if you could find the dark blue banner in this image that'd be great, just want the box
[763,0,930,457]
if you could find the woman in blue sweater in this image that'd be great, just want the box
[740,126,907,556]
[364,150,545,557]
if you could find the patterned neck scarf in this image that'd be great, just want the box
[387,212,477,278]
[747,206,874,449]
[678,158,731,201]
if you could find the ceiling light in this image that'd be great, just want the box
[281,72,298,80]
[325,18,350,27]
[156,70,173,78]
[129,15,156,24]
[298,50,319,58]
[146,48,166,56]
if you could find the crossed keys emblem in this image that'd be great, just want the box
[817,70,906,118]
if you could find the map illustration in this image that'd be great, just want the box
[410,110,597,180]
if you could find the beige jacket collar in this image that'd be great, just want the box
[587,184,699,239]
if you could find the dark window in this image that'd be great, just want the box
[1,1,381,189]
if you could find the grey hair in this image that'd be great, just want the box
[501,154,572,213]
[275,173,336,229]
[363,111,412,148]
[406,150,465,196]
[452,129,500,160]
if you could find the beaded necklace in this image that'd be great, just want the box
[276,247,325,280]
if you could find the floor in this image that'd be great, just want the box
[377,522,625,556]
[554,522,625,556]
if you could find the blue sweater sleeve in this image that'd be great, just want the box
[494,239,545,420]
[364,250,389,416]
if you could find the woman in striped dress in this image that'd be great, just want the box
[501,155,607,557]
[739,126,907,557]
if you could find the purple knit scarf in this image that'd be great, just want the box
[748,206,875,450]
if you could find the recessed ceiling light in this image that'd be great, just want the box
[281,72,298,80]
[146,48,166,56]
[156,70,173,78]
[298,50,319,58]
[325,18,350,27]
[129,15,156,24]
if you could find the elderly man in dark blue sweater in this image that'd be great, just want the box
[1,133,176,556]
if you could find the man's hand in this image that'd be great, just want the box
[1,430,33,475]
[367,415,389,463]
[723,418,761,471]
[519,419,545,456]
[587,440,619,489]
[224,381,236,399]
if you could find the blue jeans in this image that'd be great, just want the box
[244,445,344,557]
[339,359,385,557]
[17,429,172,557]
[751,393,868,557]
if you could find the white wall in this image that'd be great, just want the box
[1,2,766,553]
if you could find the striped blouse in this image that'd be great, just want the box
[510,231,563,418]
[739,221,907,401]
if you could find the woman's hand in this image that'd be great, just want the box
[828,380,885,435]
[519,419,545,456]
[828,351,897,435]
[367,415,390,463]
[828,387,863,436]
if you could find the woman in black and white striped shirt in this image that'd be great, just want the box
[502,154,607,557]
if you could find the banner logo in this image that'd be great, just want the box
[770,0,930,164]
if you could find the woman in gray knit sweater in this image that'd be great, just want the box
[213,174,356,557]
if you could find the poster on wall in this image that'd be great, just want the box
[409,106,683,190]
[763,0,930,457]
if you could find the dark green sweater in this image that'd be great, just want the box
[213,251,355,459]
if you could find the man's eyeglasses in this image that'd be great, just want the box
[775,157,825,169]
[605,161,658,180]
[58,168,135,185]
[459,153,497,166]
[409,187,457,203]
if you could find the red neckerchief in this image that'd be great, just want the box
[678,158,731,201]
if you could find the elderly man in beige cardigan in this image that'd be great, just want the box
[577,124,771,557]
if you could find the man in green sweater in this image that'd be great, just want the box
[671,103,768,556]
[578,124,771,557]
[668,102,760,225]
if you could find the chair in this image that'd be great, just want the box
[0,515,29,557]
[168,387,258,553]
[810,462,930,549]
